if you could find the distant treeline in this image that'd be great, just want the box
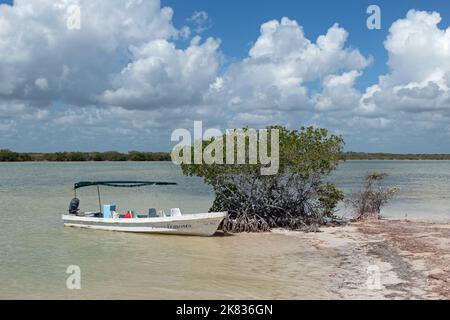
[342,152,450,160]
[0,149,171,162]
[2,149,450,162]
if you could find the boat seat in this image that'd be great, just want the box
[171,208,182,217]
[148,208,158,218]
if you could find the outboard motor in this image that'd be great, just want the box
[68,198,80,215]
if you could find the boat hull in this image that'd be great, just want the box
[62,212,227,236]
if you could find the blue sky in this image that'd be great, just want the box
[163,0,450,89]
[1,0,450,153]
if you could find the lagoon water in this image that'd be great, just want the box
[0,161,449,299]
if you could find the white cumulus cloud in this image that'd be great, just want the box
[0,0,179,107]
[98,36,221,110]
[1,3,450,152]
[360,10,450,116]
[206,17,371,127]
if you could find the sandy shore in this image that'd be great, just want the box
[274,218,450,299]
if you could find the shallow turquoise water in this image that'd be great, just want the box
[333,160,450,219]
[0,161,449,299]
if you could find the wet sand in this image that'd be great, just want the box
[278,219,450,299]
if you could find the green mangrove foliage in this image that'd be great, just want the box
[180,126,345,232]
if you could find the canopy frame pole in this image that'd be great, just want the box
[97,186,102,214]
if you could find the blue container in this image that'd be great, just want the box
[103,204,116,218]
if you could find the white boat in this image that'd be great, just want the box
[62,181,227,236]
[62,212,227,236]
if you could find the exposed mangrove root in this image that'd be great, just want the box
[221,215,271,233]
[220,213,323,233]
